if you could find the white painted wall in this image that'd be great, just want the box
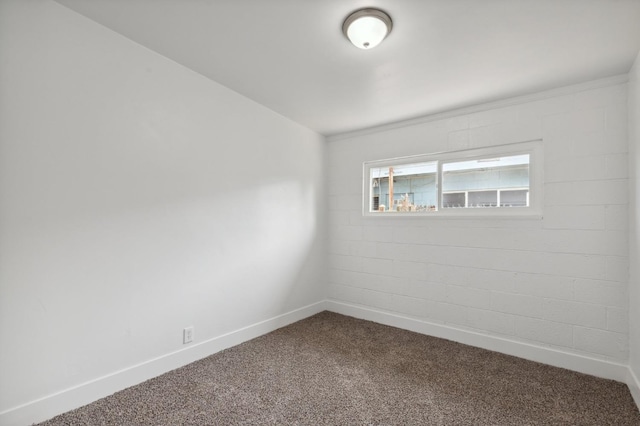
[0,1,326,422]
[327,80,629,372]
[629,49,640,403]
[0,0,637,423]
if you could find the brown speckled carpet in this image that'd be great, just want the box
[38,311,640,425]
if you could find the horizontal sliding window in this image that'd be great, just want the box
[363,140,542,217]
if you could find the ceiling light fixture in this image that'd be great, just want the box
[342,8,393,50]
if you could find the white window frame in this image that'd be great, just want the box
[362,140,543,218]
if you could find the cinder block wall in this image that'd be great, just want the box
[327,81,628,364]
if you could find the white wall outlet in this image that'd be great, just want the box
[183,326,194,344]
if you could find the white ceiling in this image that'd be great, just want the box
[55,0,640,136]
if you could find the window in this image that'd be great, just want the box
[441,154,530,208]
[363,140,543,217]
[369,161,437,212]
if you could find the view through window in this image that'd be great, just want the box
[364,141,541,216]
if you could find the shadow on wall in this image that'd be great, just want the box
[0,176,322,413]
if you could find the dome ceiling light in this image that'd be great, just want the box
[342,8,393,50]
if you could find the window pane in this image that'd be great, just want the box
[468,190,497,207]
[442,192,465,208]
[370,161,437,212]
[442,154,529,209]
[500,189,528,207]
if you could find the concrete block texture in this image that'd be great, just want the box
[327,82,629,362]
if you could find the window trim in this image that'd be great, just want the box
[362,140,543,218]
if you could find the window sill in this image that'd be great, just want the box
[362,209,543,220]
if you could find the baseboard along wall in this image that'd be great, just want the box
[629,367,640,410]
[0,301,326,426]
[3,299,637,425]
[324,300,637,401]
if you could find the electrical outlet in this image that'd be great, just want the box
[183,326,194,344]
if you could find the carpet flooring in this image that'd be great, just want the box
[38,311,640,425]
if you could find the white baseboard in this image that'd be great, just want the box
[628,367,640,410]
[0,301,326,426]
[325,300,629,383]
[3,300,636,425]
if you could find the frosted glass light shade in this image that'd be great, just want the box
[343,9,392,50]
